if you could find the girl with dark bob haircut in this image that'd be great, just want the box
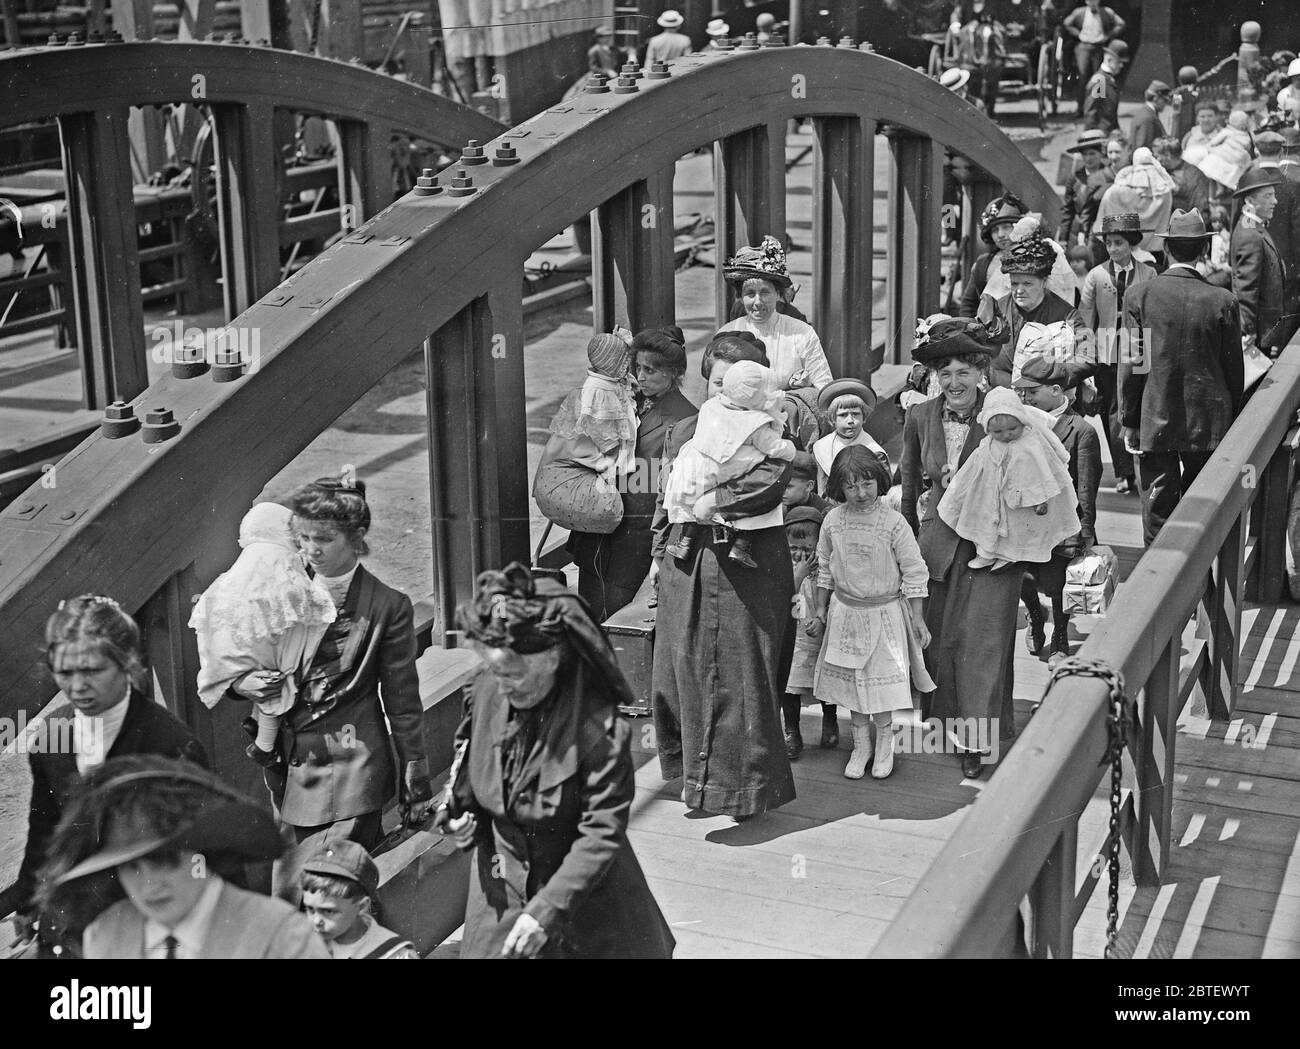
[825,445,892,503]
[289,476,372,557]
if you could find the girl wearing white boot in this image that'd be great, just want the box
[806,448,935,780]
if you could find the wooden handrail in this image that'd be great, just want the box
[871,339,1300,959]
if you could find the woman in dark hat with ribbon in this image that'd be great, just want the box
[717,235,834,392]
[959,194,1026,318]
[982,220,1094,393]
[36,754,327,958]
[437,564,674,959]
[650,331,797,820]
[900,319,1018,777]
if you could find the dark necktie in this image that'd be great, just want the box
[163,935,179,959]
[1114,267,1128,348]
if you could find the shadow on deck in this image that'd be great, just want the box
[626,451,1300,959]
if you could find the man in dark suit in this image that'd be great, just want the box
[1230,167,1287,357]
[14,653,207,949]
[1129,80,1172,153]
[1120,209,1243,545]
[1083,39,1127,133]
[1014,356,1102,662]
[1243,136,1300,346]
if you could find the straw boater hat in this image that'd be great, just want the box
[657,10,684,28]
[1233,167,1283,198]
[940,68,970,92]
[706,18,729,37]
[817,377,877,416]
[1100,212,1149,244]
[722,235,793,289]
[911,317,1000,365]
[1066,129,1109,154]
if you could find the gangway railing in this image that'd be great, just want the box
[872,339,1300,958]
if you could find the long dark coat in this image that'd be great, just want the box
[452,664,674,959]
[901,392,1019,736]
[1059,166,1114,245]
[1120,266,1243,452]
[650,416,795,818]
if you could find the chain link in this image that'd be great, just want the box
[1044,655,1130,959]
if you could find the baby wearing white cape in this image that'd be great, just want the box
[938,387,1081,572]
[189,502,336,758]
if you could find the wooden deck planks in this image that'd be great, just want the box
[629,473,1300,958]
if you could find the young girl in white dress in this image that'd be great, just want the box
[189,502,336,766]
[807,448,934,780]
[937,386,1081,572]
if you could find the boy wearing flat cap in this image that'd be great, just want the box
[301,841,419,959]
[1013,356,1101,661]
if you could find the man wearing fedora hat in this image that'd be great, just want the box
[1063,0,1126,115]
[1130,81,1173,154]
[40,755,329,958]
[645,10,692,65]
[1060,129,1115,265]
[1083,39,1128,133]
[1080,212,1155,494]
[1244,133,1300,343]
[1231,166,1288,357]
[1120,209,1243,545]
[704,18,731,50]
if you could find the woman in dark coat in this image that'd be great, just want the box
[958,194,1025,318]
[567,327,697,622]
[437,563,674,959]
[650,332,796,819]
[9,595,208,955]
[900,319,1018,778]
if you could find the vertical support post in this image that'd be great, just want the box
[115,0,168,182]
[885,131,943,365]
[1027,824,1077,958]
[713,122,784,324]
[211,103,283,318]
[1249,443,1291,603]
[337,119,393,229]
[425,282,530,642]
[1134,637,1179,884]
[591,166,677,333]
[1201,510,1245,721]
[58,107,148,409]
[963,176,999,294]
[811,115,874,376]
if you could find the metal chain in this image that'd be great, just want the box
[1044,655,1130,959]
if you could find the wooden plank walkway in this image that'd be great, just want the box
[626,452,1300,959]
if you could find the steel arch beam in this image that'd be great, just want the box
[0,40,504,146]
[0,47,1056,713]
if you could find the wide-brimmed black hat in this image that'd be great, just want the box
[817,377,877,416]
[912,318,1000,365]
[1000,229,1056,277]
[53,761,284,884]
[1233,167,1284,197]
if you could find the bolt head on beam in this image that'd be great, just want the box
[414,168,443,194]
[447,169,477,197]
[585,74,611,94]
[645,61,671,79]
[101,401,141,439]
[492,144,520,166]
[141,408,181,443]
[460,139,489,165]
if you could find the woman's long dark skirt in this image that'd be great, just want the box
[651,525,796,817]
[923,537,1020,750]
